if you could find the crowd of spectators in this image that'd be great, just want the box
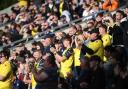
[0,0,128,89]
[0,0,123,46]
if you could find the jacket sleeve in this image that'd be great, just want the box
[81,44,94,55]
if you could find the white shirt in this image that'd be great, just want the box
[62,10,71,22]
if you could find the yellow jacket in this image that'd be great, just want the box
[86,39,104,60]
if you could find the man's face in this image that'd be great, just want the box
[63,40,70,48]
[96,16,102,22]
[90,33,97,40]
[48,0,53,4]
[116,12,123,21]
[125,8,128,15]
[43,38,52,47]
[90,61,97,69]
[75,25,82,31]
[69,27,77,36]
[85,0,91,4]
[55,43,61,50]
[29,57,35,63]
[0,53,5,63]
[55,32,63,40]
[77,34,85,43]
[42,22,49,30]
[12,51,17,58]
[99,27,105,35]
[33,51,42,61]
[87,22,94,29]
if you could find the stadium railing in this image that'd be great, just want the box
[0,4,127,51]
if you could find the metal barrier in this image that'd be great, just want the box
[0,4,127,51]
[0,10,106,50]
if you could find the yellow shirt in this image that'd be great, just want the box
[18,0,28,7]
[73,48,81,67]
[102,34,112,62]
[31,63,38,89]
[31,60,44,89]
[31,74,36,89]
[32,28,38,37]
[0,60,13,89]
[102,34,112,48]
[86,39,104,60]
[59,2,64,16]
[59,48,74,78]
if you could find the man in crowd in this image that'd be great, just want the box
[50,36,74,89]
[31,49,58,89]
[0,50,13,89]
[82,29,104,60]
[89,55,106,89]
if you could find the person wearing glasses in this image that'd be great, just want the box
[0,50,13,89]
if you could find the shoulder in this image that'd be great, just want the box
[63,48,74,58]
[103,34,111,39]
[94,39,103,46]
[67,48,74,53]
[94,39,102,44]
[0,60,12,71]
[4,60,11,67]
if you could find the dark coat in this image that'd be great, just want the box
[90,67,106,89]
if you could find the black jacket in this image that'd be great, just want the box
[109,25,123,46]
[90,67,106,89]
[113,75,128,89]
[109,18,128,47]
[120,20,128,47]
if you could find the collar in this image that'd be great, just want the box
[91,37,100,42]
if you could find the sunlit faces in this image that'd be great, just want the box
[68,26,77,36]
[116,12,123,22]
[55,32,63,40]
[63,39,70,48]
[90,33,98,40]
[99,27,106,35]
[33,51,42,60]
[43,37,52,47]
[87,22,94,29]
[96,15,103,22]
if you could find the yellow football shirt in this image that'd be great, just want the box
[0,60,13,89]
[31,63,38,89]
[73,48,81,67]
[18,0,28,7]
[31,74,36,89]
[59,1,64,16]
[102,34,112,48]
[31,60,44,89]
[102,34,112,61]
[59,48,74,78]
[32,28,38,37]
[86,39,104,60]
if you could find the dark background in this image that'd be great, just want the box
[0,0,17,10]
